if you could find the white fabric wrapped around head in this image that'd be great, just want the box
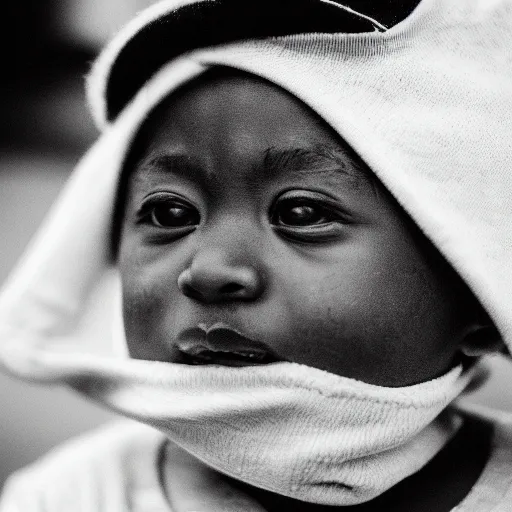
[0,0,510,505]
[0,0,511,369]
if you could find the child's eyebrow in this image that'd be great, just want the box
[133,152,214,187]
[263,145,376,191]
[132,144,376,193]
[136,153,200,176]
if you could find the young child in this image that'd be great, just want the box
[1,0,511,510]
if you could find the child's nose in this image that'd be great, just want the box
[177,248,264,303]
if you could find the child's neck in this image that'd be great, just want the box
[223,413,493,512]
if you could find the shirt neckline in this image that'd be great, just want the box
[450,408,512,511]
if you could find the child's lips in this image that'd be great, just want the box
[174,323,284,366]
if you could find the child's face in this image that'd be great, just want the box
[118,70,473,386]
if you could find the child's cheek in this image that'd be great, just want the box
[119,246,182,361]
[284,255,460,385]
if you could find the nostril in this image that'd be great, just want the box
[177,264,264,303]
[180,281,204,301]
[219,283,245,295]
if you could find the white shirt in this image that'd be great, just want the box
[2,408,512,512]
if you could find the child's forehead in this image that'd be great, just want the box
[124,67,376,187]
[140,66,323,131]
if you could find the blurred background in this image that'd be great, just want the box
[0,0,157,488]
[1,0,512,490]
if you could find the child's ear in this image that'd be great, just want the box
[459,323,504,357]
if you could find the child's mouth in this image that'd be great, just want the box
[174,323,284,366]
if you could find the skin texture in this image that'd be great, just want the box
[118,69,490,386]
[117,68,499,511]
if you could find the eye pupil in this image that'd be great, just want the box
[278,202,325,226]
[151,204,198,227]
[170,207,186,218]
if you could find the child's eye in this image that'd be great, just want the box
[272,199,332,227]
[150,203,199,228]
[138,195,200,229]
[270,193,350,243]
